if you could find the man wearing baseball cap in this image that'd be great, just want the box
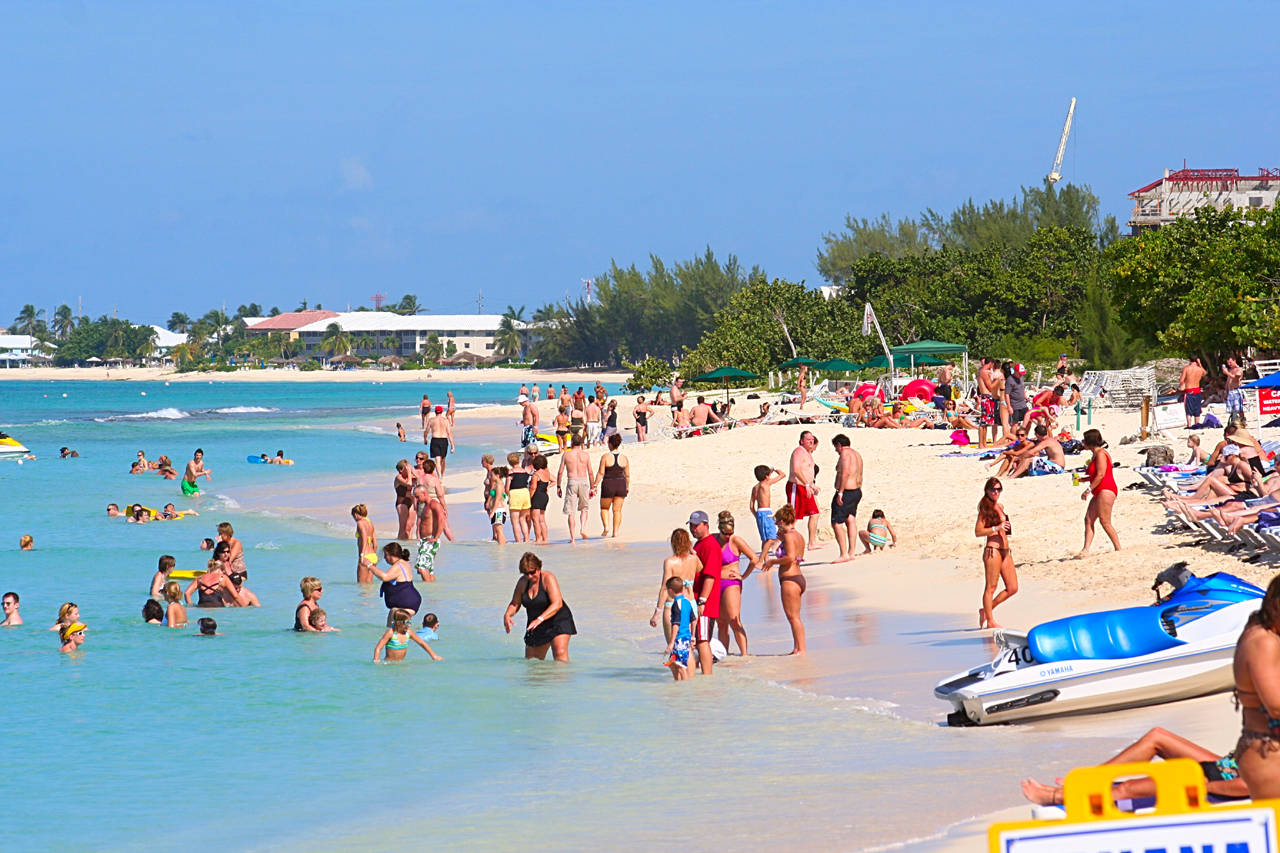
[689,510,721,676]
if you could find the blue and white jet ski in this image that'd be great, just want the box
[935,569,1264,726]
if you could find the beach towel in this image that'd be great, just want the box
[949,429,970,446]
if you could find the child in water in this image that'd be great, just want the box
[164,581,188,629]
[197,617,219,636]
[663,576,695,681]
[417,612,439,641]
[308,608,339,632]
[373,608,442,663]
[489,466,510,545]
[859,509,898,552]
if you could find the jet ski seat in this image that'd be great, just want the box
[1028,606,1183,663]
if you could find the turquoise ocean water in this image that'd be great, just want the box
[0,380,1117,851]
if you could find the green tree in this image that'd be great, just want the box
[1077,279,1148,370]
[396,294,422,315]
[353,334,376,355]
[496,314,524,359]
[234,303,263,320]
[166,312,191,334]
[52,304,75,339]
[320,322,352,357]
[421,332,443,362]
[1106,206,1280,362]
[135,326,158,361]
[680,278,870,377]
[13,304,44,336]
[623,355,674,392]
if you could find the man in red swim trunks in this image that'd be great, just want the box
[787,430,822,550]
[689,510,722,676]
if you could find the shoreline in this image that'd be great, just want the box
[0,365,631,385]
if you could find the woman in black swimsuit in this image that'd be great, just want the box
[633,396,651,443]
[370,542,427,625]
[503,552,576,662]
[592,433,630,537]
[529,455,552,544]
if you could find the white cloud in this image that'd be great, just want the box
[340,157,373,190]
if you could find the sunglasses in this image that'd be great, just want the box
[986,486,1003,493]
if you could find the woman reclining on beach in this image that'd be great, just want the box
[1021,726,1245,806]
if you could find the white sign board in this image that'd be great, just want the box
[994,807,1275,852]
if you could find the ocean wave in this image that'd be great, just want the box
[95,407,191,422]
[210,406,279,414]
[355,425,393,435]
[252,541,281,550]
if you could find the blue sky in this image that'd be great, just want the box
[1,1,1275,326]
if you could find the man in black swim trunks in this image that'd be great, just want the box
[424,405,455,476]
[831,434,863,563]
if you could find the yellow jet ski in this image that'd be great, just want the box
[0,432,30,457]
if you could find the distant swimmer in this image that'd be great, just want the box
[158,503,198,520]
[396,423,406,442]
[59,447,79,458]
[106,503,122,517]
[19,534,33,550]
[182,448,211,496]
[2,591,22,626]
[59,621,88,653]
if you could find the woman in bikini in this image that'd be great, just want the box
[1079,428,1121,556]
[713,510,761,657]
[554,406,571,451]
[1233,573,1280,798]
[763,504,806,655]
[650,528,703,643]
[373,607,442,663]
[393,459,417,540]
[976,476,1017,629]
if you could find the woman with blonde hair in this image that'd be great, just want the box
[352,504,377,582]
[295,576,324,632]
[49,602,80,633]
[163,581,188,629]
[649,528,703,642]
[713,510,761,656]
[976,477,1017,629]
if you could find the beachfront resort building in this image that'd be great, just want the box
[0,334,56,367]
[1128,167,1280,234]
[245,311,528,360]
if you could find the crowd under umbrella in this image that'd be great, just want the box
[690,365,760,401]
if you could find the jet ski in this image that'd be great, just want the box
[935,567,1263,726]
[0,432,30,457]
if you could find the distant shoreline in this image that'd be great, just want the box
[0,365,630,385]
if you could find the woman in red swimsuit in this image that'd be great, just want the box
[1078,428,1121,557]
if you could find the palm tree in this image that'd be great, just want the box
[532,303,561,324]
[167,312,191,334]
[135,326,158,362]
[503,304,527,322]
[495,315,523,360]
[52,304,75,339]
[104,323,127,358]
[201,309,230,345]
[396,294,422,315]
[13,304,43,336]
[320,322,352,357]
[353,334,376,355]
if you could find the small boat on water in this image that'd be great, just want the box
[0,432,30,457]
[935,568,1263,726]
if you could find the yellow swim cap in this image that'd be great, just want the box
[61,622,87,641]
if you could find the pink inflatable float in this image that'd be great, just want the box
[854,382,885,401]
[900,379,936,401]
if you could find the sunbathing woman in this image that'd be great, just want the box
[1021,726,1245,805]
[944,400,978,431]
[1165,451,1265,503]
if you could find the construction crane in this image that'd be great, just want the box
[1047,97,1076,185]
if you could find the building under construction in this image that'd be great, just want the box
[1128,167,1280,234]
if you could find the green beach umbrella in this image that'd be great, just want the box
[811,357,862,372]
[690,366,760,401]
[862,353,945,369]
[778,356,816,369]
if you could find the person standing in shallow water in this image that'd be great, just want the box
[503,552,576,662]
[352,504,377,582]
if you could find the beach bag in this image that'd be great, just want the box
[949,429,970,446]
[1142,445,1175,467]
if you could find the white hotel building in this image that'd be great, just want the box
[245,311,526,359]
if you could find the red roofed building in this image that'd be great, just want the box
[244,310,339,339]
[1128,167,1280,234]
